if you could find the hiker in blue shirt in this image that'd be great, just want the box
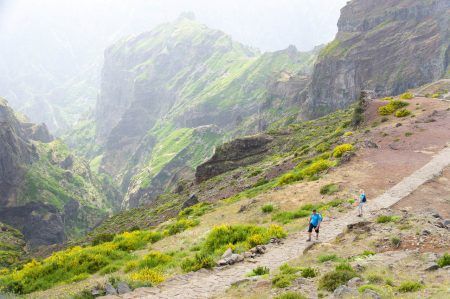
[307,209,323,241]
[357,189,367,217]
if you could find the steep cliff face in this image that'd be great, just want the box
[0,99,117,247]
[94,16,317,208]
[303,0,450,117]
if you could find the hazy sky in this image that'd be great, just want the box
[0,0,348,52]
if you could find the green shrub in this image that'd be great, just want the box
[249,266,270,276]
[378,100,409,115]
[319,270,358,291]
[437,253,450,268]
[301,159,334,177]
[378,104,396,115]
[279,263,302,274]
[181,252,215,272]
[335,262,353,272]
[129,268,165,285]
[92,233,115,246]
[278,172,302,185]
[166,219,199,235]
[139,251,172,269]
[333,144,353,158]
[395,109,411,118]
[113,231,162,251]
[320,183,339,195]
[275,291,307,299]
[400,92,414,100]
[262,204,275,213]
[202,224,286,255]
[301,267,317,278]
[390,237,401,248]
[361,250,375,257]
[318,254,339,263]
[367,274,384,284]
[376,215,400,223]
[254,178,269,187]
[178,202,212,219]
[358,284,386,293]
[398,281,422,293]
[383,97,394,101]
[272,273,297,288]
[316,143,330,153]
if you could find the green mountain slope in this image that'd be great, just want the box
[82,16,318,208]
[0,99,120,248]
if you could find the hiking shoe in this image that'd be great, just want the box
[306,238,311,242]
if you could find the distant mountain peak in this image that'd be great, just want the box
[178,11,196,21]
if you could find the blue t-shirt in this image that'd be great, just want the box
[310,213,322,226]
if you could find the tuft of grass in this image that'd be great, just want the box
[301,267,317,278]
[405,132,413,137]
[261,204,275,213]
[397,281,423,293]
[248,266,270,276]
[319,269,358,292]
[367,274,384,284]
[333,144,353,158]
[275,292,307,299]
[318,254,339,263]
[390,236,401,248]
[437,253,450,268]
[376,215,400,223]
[320,183,339,195]
[272,273,297,288]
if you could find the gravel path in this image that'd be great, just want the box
[102,145,450,299]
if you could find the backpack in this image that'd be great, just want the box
[361,194,367,203]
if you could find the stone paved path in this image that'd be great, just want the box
[103,145,450,299]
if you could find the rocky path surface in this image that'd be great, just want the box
[104,145,450,299]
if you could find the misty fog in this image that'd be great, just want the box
[0,0,348,132]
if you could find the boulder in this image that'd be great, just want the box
[117,282,131,294]
[363,289,381,299]
[424,263,439,271]
[105,283,118,295]
[347,277,363,287]
[221,248,233,259]
[333,285,357,298]
[182,194,198,209]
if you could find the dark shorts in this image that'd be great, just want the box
[308,223,319,233]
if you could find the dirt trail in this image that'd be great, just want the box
[104,144,450,299]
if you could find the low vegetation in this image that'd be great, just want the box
[332,144,353,158]
[318,263,358,291]
[320,183,339,195]
[248,266,270,276]
[378,100,409,116]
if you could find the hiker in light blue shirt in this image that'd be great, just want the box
[357,189,367,217]
[307,209,323,241]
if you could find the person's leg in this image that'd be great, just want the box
[307,224,313,241]
[358,203,362,216]
[315,227,319,240]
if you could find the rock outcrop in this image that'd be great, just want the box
[0,98,116,247]
[302,0,450,118]
[196,134,273,182]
